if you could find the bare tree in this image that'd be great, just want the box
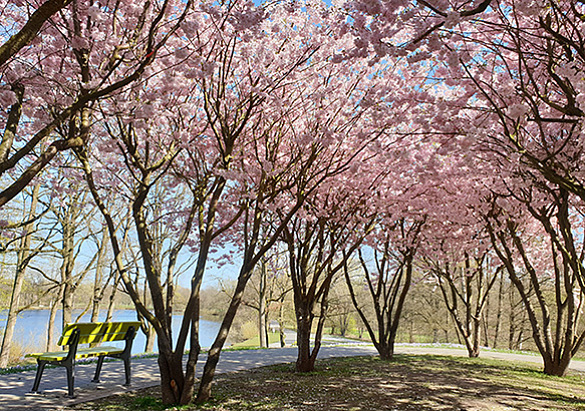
[0,184,41,366]
[241,252,292,348]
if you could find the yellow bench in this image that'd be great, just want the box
[26,321,141,397]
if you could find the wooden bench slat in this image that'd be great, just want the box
[26,346,126,361]
[26,350,69,361]
[57,321,142,346]
[77,346,124,356]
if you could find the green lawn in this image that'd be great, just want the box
[69,354,585,411]
[229,332,282,349]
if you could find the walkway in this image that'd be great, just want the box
[1,344,584,410]
[0,345,377,410]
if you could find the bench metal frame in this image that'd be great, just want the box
[29,322,139,398]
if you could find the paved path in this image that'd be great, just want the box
[1,344,585,410]
[0,345,377,410]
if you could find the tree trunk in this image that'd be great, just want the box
[388,331,398,359]
[493,270,504,348]
[259,308,267,348]
[60,229,75,326]
[278,297,287,347]
[295,303,315,372]
[0,260,24,368]
[157,347,187,404]
[90,230,109,322]
[196,264,254,403]
[469,317,481,358]
[293,281,331,373]
[0,300,20,366]
[90,297,100,323]
[509,305,516,350]
[145,326,156,353]
[458,328,480,358]
[0,272,24,366]
[543,356,571,377]
[445,312,451,343]
[379,342,394,361]
[258,261,268,348]
[105,271,120,322]
[62,280,73,326]
[46,290,62,351]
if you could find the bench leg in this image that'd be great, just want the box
[92,356,105,383]
[66,364,75,398]
[31,360,46,393]
[123,357,131,386]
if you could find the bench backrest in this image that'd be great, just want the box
[57,321,142,346]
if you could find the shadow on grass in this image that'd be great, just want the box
[70,354,585,411]
[202,355,585,411]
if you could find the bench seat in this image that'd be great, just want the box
[27,346,124,361]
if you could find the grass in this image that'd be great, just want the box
[395,342,541,356]
[68,354,585,411]
[230,332,281,349]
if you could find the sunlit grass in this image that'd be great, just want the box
[230,332,281,349]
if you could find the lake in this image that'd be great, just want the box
[0,309,221,355]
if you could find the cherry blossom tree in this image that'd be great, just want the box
[426,0,585,375]
[0,0,73,67]
[0,0,191,208]
[196,26,384,393]
[77,96,202,404]
[484,181,585,376]
[344,0,493,59]
[71,1,381,404]
[457,1,585,205]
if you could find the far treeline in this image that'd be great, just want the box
[1,0,585,406]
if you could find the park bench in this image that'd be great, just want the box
[26,321,141,397]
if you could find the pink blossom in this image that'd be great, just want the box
[507,104,531,119]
